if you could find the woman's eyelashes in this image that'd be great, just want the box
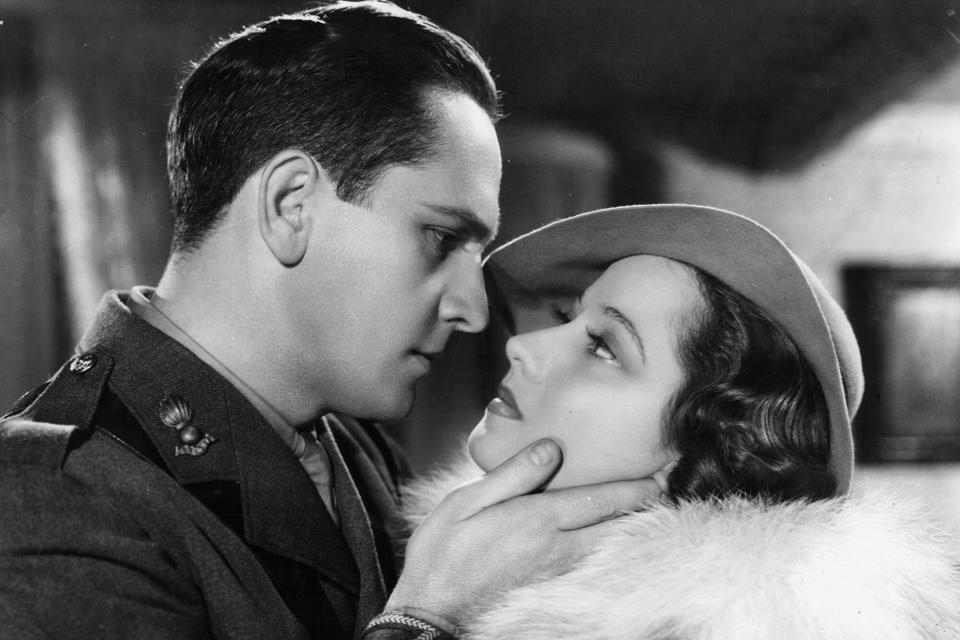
[549,302,572,324]
[549,303,619,364]
[586,331,617,363]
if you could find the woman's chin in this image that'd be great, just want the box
[467,421,535,474]
[466,423,496,472]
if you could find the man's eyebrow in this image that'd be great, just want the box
[603,304,646,362]
[422,203,498,244]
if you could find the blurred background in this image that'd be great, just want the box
[2,0,960,527]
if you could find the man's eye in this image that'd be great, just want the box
[427,228,461,257]
[424,228,460,260]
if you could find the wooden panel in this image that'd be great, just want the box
[845,265,960,462]
[0,13,64,409]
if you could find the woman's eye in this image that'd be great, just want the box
[549,303,572,325]
[587,331,617,362]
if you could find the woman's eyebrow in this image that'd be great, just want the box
[602,304,646,362]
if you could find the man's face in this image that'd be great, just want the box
[285,92,502,421]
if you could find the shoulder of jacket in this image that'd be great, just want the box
[1,347,115,470]
[0,417,82,469]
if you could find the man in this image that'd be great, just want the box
[0,3,656,638]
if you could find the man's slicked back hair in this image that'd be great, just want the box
[167,0,499,254]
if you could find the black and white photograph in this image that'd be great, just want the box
[1,1,959,637]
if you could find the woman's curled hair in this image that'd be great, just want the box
[663,268,836,502]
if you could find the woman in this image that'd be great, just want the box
[403,205,960,639]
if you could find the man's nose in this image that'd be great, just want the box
[439,256,489,333]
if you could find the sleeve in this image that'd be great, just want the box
[362,611,458,640]
[0,463,212,640]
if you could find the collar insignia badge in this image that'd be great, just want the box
[158,394,217,456]
[68,353,97,374]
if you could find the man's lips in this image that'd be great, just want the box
[486,384,523,420]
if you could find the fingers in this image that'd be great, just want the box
[555,517,637,565]
[541,478,662,530]
[440,439,563,519]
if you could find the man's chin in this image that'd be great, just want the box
[357,386,417,424]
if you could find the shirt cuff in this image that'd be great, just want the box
[363,609,459,640]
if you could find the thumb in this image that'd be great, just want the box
[446,439,562,518]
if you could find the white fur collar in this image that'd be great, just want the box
[402,460,960,639]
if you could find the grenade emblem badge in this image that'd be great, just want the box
[158,394,217,457]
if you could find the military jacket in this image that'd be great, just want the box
[0,291,416,639]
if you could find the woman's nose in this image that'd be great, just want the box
[505,329,550,382]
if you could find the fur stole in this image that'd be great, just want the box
[401,460,960,640]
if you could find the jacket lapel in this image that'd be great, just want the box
[326,415,410,588]
[316,418,389,636]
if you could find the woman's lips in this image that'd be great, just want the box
[486,384,523,420]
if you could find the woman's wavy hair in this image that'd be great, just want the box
[663,267,836,502]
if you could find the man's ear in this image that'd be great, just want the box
[257,149,325,266]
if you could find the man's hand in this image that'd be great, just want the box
[386,438,661,626]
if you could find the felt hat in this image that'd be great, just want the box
[484,204,862,493]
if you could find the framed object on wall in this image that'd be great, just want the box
[844,265,960,462]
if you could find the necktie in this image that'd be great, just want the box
[298,428,339,524]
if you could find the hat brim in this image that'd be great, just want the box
[484,204,859,494]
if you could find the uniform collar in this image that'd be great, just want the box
[79,290,359,593]
[125,286,306,455]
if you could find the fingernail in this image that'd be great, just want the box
[529,440,556,465]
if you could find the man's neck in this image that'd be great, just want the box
[152,260,328,427]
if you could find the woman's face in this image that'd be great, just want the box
[468,255,704,489]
